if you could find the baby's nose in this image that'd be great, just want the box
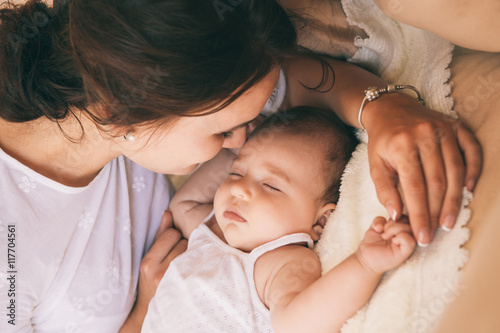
[230,181,251,200]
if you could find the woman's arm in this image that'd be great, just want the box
[374,0,500,52]
[431,48,500,332]
[169,149,235,238]
[282,56,482,246]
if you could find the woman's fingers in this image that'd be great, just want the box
[395,145,432,246]
[156,238,188,284]
[145,228,182,264]
[155,210,175,241]
[417,129,446,236]
[382,218,411,239]
[141,211,187,288]
[437,122,481,230]
[370,156,403,221]
[140,228,184,288]
[438,133,466,231]
[133,220,187,324]
[367,97,482,247]
[457,123,482,191]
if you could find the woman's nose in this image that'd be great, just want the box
[230,180,251,200]
[222,127,247,149]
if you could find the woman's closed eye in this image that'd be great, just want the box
[220,131,234,139]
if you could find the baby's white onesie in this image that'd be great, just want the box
[142,213,313,333]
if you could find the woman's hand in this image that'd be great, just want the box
[283,56,482,247]
[363,93,482,246]
[120,210,187,332]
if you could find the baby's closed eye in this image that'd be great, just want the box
[263,183,281,192]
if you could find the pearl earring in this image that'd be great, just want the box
[123,132,136,142]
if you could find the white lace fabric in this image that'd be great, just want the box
[314,1,471,332]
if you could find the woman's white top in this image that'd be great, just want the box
[0,148,174,332]
[142,212,313,333]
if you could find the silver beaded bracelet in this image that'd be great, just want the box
[357,84,425,131]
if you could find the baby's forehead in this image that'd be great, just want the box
[239,131,327,167]
[245,129,325,151]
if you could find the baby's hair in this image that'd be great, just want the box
[250,107,358,203]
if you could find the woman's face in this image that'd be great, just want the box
[115,68,280,175]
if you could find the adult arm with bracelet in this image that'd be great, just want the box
[281,56,481,246]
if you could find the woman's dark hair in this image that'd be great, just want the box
[249,106,358,204]
[0,0,333,131]
[0,0,85,123]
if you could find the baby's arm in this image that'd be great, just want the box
[169,149,235,238]
[260,217,415,333]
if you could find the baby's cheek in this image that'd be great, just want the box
[213,186,228,216]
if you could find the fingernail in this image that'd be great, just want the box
[418,228,431,247]
[466,179,475,191]
[442,214,456,232]
[386,203,397,221]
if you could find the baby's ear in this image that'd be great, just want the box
[315,203,336,228]
[311,203,336,241]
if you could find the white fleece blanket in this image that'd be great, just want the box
[314,1,472,332]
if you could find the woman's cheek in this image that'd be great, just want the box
[190,138,223,166]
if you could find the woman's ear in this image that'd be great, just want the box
[310,203,336,241]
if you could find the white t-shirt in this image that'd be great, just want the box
[0,149,174,333]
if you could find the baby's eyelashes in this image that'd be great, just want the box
[263,183,281,192]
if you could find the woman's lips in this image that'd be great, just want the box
[223,210,246,222]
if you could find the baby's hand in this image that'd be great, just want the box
[356,216,416,275]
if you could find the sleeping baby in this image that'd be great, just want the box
[142,107,416,332]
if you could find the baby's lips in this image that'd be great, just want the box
[223,209,246,222]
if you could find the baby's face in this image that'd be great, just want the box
[214,133,330,252]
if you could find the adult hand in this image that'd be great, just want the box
[120,210,187,332]
[363,93,482,246]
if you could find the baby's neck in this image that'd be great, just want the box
[206,215,229,244]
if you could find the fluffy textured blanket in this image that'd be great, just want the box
[313,1,472,332]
